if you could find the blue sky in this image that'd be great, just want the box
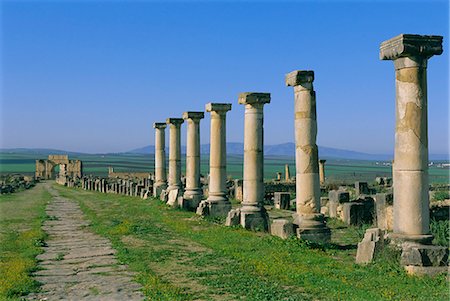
[1,0,448,154]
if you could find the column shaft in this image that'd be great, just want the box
[294,85,321,214]
[168,123,182,191]
[393,57,429,236]
[242,103,264,209]
[208,111,227,199]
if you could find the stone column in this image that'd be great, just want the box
[286,70,330,242]
[239,92,271,230]
[153,122,167,197]
[319,159,326,186]
[166,118,184,203]
[182,111,205,210]
[380,34,443,244]
[284,164,290,181]
[197,103,232,217]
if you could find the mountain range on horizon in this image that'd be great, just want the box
[1,144,448,161]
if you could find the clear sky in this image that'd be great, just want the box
[1,0,448,154]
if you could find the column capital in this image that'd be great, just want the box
[153,122,167,129]
[380,34,443,61]
[238,92,271,105]
[182,111,205,121]
[166,118,184,126]
[205,103,232,113]
[285,70,314,87]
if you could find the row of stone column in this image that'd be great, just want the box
[82,177,153,199]
[152,33,443,246]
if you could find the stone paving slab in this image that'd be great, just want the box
[27,184,144,301]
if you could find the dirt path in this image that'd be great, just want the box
[27,183,144,301]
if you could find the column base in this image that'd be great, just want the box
[240,206,269,232]
[293,213,331,243]
[180,192,203,211]
[153,183,167,198]
[389,233,434,246]
[400,242,448,267]
[196,198,231,217]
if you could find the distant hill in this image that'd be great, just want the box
[129,143,392,160]
[0,148,84,155]
[2,145,447,161]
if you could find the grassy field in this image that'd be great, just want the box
[1,152,449,184]
[0,184,51,300]
[48,184,447,300]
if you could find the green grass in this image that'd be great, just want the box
[1,152,449,184]
[55,184,449,301]
[0,183,51,300]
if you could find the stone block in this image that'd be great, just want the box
[167,189,180,206]
[375,193,394,230]
[328,190,350,203]
[320,197,329,207]
[240,209,269,231]
[356,228,385,264]
[270,219,294,239]
[342,202,365,225]
[274,192,290,210]
[328,201,338,218]
[225,209,241,226]
[401,243,449,267]
[355,181,370,196]
[320,206,329,216]
[234,179,243,201]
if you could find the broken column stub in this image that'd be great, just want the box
[153,122,167,198]
[380,34,443,244]
[234,92,271,231]
[182,111,205,211]
[166,118,184,206]
[197,103,232,217]
[356,228,386,264]
[286,70,330,242]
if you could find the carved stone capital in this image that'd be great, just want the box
[153,122,167,129]
[380,34,443,61]
[205,103,232,113]
[285,70,314,87]
[238,92,271,105]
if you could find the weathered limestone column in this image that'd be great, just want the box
[182,111,205,210]
[319,159,326,186]
[239,92,270,230]
[284,164,290,181]
[166,118,184,203]
[286,70,330,242]
[197,103,232,217]
[380,34,443,243]
[153,122,167,197]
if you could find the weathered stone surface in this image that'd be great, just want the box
[404,265,449,277]
[225,209,241,226]
[401,243,449,267]
[274,192,290,210]
[380,34,443,60]
[375,192,394,230]
[356,228,386,264]
[167,189,180,206]
[27,183,143,301]
[270,219,294,239]
[328,190,350,203]
[355,181,370,196]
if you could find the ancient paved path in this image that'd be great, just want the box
[28,183,144,301]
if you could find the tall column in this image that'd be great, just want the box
[286,70,330,242]
[284,164,290,181]
[197,103,232,217]
[182,111,205,210]
[166,118,184,194]
[153,122,167,197]
[380,34,443,244]
[319,159,326,186]
[238,92,271,231]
